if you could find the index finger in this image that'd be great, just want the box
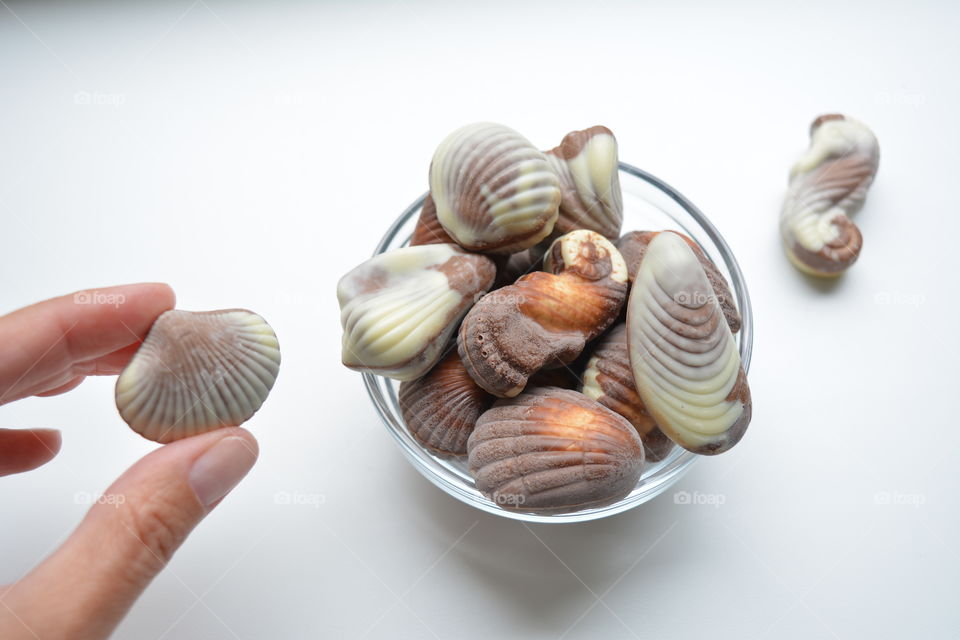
[0,283,175,405]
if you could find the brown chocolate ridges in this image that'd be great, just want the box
[410,193,456,246]
[430,123,560,254]
[458,231,627,398]
[616,230,741,334]
[581,324,673,461]
[399,349,494,456]
[467,387,644,513]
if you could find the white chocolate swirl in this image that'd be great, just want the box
[546,125,623,239]
[338,244,495,381]
[626,232,750,455]
[781,114,879,277]
[430,122,561,254]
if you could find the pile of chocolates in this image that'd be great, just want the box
[337,122,752,514]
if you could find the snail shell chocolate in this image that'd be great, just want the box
[581,324,673,461]
[468,387,644,513]
[626,231,751,455]
[409,193,456,247]
[546,125,623,239]
[458,230,628,398]
[781,114,879,277]
[429,122,561,254]
[338,244,496,381]
[617,230,741,334]
[399,349,494,456]
[115,309,281,443]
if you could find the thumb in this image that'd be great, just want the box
[0,427,258,640]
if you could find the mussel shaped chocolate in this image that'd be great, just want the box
[338,244,496,381]
[781,114,879,277]
[545,125,623,239]
[626,231,751,454]
[409,193,456,246]
[399,349,494,456]
[115,309,281,443]
[429,122,561,254]
[468,387,643,512]
[617,230,741,334]
[581,324,673,461]
[458,230,628,397]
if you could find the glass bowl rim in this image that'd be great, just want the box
[361,161,753,523]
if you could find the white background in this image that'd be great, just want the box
[1,1,958,638]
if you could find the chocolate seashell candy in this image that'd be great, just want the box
[115,309,281,443]
[626,231,751,454]
[338,244,496,381]
[546,125,624,239]
[580,323,674,461]
[468,387,644,513]
[617,230,741,334]
[458,229,628,398]
[399,349,493,456]
[429,122,561,254]
[781,114,879,277]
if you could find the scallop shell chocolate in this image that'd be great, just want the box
[617,230,741,334]
[581,324,673,461]
[458,230,628,398]
[338,243,496,381]
[468,387,644,513]
[115,309,281,443]
[545,126,623,239]
[429,122,561,254]
[626,231,751,454]
[781,114,879,277]
[399,349,494,456]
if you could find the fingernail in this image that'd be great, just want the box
[188,436,258,507]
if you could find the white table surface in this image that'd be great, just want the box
[1,1,958,638]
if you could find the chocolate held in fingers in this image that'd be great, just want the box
[115,309,281,443]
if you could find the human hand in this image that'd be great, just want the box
[0,284,259,639]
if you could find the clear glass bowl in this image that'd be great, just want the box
[363,162,753,523]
